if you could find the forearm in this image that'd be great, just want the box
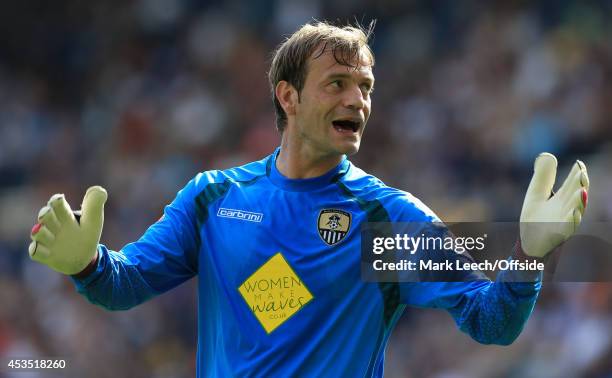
[452,278,540,345]
[452,243,543,345]
[71,245,160,311]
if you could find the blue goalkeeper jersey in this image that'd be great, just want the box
[73,148,541,377]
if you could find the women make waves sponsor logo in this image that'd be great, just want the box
[238,253,314,333]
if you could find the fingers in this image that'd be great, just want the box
[560,160,582,191]
[525,153,558,202]
[557,160,588,220]
[563,188,587,216]
[571,208,582,234]
[577,160,589,189]
[31,204,61,248]
[556,160,589,202]
[48,193,75,225]
[30,194,71,261]
[30,223,55,246]
[80,186,107,234]
[29,187,106,269]
[28,241,50,260]
[31,223,42,235]
[30,186,106,240]
[37,205,61,234]
[560,162,587,235]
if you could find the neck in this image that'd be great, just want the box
[276,132,343,179]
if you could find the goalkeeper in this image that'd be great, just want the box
[28,22,589,377]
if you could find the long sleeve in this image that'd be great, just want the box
[71,176,202,311]
[400,249,542,345]
[383,197,543,346]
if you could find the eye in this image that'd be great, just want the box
[330,79,343,89]
[360,83,374,94]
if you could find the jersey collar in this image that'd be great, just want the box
[267,148,350,192]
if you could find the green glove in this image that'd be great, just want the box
[520,153,589,258]
[29,186,107,275]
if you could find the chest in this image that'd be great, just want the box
[199,187,366,292]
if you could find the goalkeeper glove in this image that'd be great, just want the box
[520,153,589,258]
[29,186,107,275]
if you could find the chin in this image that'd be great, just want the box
[338,142,360,156]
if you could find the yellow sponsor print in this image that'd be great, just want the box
[238,253,314,333]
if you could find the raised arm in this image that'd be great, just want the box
[29,177,202,311]
[400,153,589,345]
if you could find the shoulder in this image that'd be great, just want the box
[193,155,270,189]
[176,155,271,201]
[339,162,440,222]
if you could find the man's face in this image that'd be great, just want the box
[291,47,374,157]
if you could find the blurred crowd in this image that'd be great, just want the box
[0,0,611,377]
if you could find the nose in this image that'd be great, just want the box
[342,84,367,111]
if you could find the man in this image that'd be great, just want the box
[28,22,589,376]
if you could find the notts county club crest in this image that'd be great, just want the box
[317,209,351,246]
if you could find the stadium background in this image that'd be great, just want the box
[0,0,611,377]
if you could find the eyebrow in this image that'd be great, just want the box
[324,72,375,86]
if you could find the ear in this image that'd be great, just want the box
[275,81,299,117]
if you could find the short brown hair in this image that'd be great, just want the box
[268,21,375,132]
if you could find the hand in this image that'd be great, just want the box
[29,186,108,275]
[520,153,589,258]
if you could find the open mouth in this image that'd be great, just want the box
[332,119,361,133]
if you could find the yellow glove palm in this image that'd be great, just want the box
[520,153,589,258]
[29,186,107,275]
